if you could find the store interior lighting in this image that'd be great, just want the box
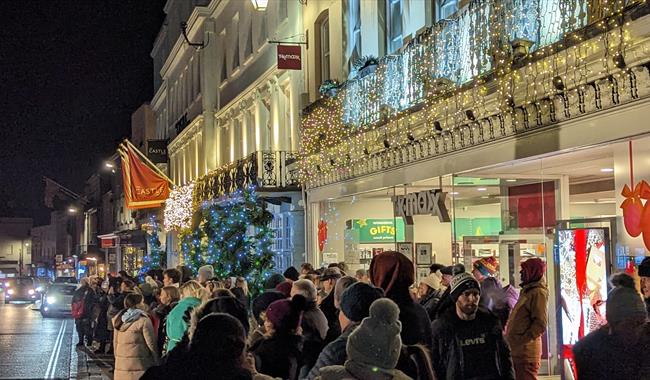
[600,168,614,172]
[477,187,487,191]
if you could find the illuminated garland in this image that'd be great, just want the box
[164,182,195,231]
[139,216,163,277]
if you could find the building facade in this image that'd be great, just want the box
[153,0,304,271]
[0,217,32,277]
[300,0,650,377]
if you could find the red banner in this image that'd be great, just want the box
[119,142,170,209]
[277,45,302,70]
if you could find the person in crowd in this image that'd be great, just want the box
[639,256,650,314]
[249,295,307,380]
[232,277,250,309]
[197,265,214,285]
[431,272,514,380]
[163,268,181,288]
[107,277,134,353]
[198,295,250,335]
[370,251,432,348]
[165,280,206,353]
[301,263,315,276]
[333,276,358,309]
[505,258,548,380]
[336,262,348,275]
[305,282,384,380]
[151,286,180,357]
[418,270,445,320]
[142,313,276,380]
[472,256,499,283]
[275,280,293,298]
[573,272,650,379]
[355,269,370,283]
[72,277,98,347]
[176,265,193,284]
[291,279,329,377]
[265,273,286,290]
[284,266,300,281]
[429,263,445,275]
[92,277,111,354]
[138,281,156,308]
[316,298,413,380]
[433,264,465,319]
[250,290,287,347]
[319,267,343,343]
[112,293,158,380]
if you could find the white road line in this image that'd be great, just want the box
[48,320,66,379]
[45,320,66,379]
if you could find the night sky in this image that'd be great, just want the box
[0,1,166,224]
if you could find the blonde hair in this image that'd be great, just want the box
[180,280,209,300]
[235,277,249,296]
[161,285,181,303]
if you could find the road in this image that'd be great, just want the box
[0,299,75,379]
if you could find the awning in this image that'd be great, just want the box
[117,230,146,248]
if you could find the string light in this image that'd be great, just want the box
[164,182,195,231]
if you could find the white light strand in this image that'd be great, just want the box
[164,182,195,231]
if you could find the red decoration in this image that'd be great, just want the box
[317,220,328,253]
[620,180,650,251]
[508,182,556,229]
[574,229,588,340]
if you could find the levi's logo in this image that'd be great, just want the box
[459,334,486,346]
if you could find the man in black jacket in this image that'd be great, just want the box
[318,267,342,343]
[431,272,514,380]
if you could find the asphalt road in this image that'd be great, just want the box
[0,298,74,379]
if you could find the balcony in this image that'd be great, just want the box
[194,151,301,201]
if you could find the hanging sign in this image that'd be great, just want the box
[119,141,171,210]
[277,45,302,70]
[147,140,168,164]
[392,189,451,222]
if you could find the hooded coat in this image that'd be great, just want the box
[166,296,201,352]
[505,279,548,361]
[112,309,158,380]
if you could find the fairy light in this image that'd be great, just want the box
[164,182,195,231]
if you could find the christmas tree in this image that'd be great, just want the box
[140,217,164,277]
[180,186,275,295]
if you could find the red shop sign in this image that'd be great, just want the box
[277,45,302,70]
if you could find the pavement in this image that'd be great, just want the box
[0,292,114,379]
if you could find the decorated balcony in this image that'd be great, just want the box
[301,0,649,188]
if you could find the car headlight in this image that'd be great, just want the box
[7,289,14,295]
[4,282,9,287]
[36,286,43,292]
[28,289,35,295]
[46,296,56,304]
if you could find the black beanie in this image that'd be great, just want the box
[450,272,480,302]
[339,282,385,322]
[639,257,650,277]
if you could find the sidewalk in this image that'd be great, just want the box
[69,340,114,380]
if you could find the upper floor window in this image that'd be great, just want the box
[436,0,458,21]
[386,0,403,53]
[315,11,330,85]
[347,0,362,74]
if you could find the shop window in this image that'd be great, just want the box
[435,0,458,21]
[386,0,403,54]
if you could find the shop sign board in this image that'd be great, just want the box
[277,45,302,70]
[108,253,117,264]
[147,140,168,164]
[322,252,339,265]
[392,189,451,222]
[352,219,405,243]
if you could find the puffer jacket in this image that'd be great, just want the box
[166,296,201,352]
[505,280,548,361]
[112,309,158,380]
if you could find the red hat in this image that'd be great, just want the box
[265,295,306,333]
[275,280,293,298]
[521,258,546,285]
[369,251,414,298]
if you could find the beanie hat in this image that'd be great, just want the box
[346,298,402,370]
[369,251,415,297]
[191,313,246,362]
[606,272,647,325]
[339,282,384,322]
[473,256,499,277]
[265,294,307,333]
[138,282,154,297]
[450,272,480,302]
[198,265,214,280]
[639,257,650,277]
[420,271,443,291]
[275,280,293,298]
[264,273,286,290]
[521,258,546,285]
[283,266,300,281]
[252,290,286,325]
[320,267,343,281]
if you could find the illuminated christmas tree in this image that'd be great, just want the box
[139,217,164,277]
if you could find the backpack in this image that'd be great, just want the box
[71,297,85,319]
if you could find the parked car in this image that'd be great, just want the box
[4,277,39,303]
[53,276,78,284]
[40,283,77,317]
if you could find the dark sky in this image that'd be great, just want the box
[0,1,166,224]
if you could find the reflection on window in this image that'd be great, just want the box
[346,0,362,74]
[386,0,403,53]
[436,0,458,21]
[320,15,330,81]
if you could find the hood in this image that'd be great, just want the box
[115,308,147,330]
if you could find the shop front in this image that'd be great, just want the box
[117,230,146,277]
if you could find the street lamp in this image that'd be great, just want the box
[68,207,78,214]
[104,161,115,169]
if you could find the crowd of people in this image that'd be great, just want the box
[69,253,650,380]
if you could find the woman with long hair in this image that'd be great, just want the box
[165,280,207,353]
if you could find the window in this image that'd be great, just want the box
[386,0,403,53]
[347,0,362,73]
[231,16,240,72]
[278,0,288,22]
[319,15,330,82]
[436,0,458,21]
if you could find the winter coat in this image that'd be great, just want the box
[301,302,329,376]
[420,288,445,320]
[107,292,127,331]
[433,287,454,319]
[72,285,97,320]
[505,280,548,361]
[112,309,158,380]
[152,302,173,356]
[573,322,650,380]
[392,291,433,349]
[93,290,110,342]
[249,333,303,380]
[165,296,201,352]
[317,361,412,380]
[305,322,359,380]
[320,292,340,344]
[431,307,514,380]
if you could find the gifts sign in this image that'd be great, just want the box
[620,141,650,249]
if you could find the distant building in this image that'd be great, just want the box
[0,217,33,277]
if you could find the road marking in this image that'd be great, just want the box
[45,320,66,379]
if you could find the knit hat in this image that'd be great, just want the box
[265,294,307,333]
[252,290,286,324]
[441,263,465,276]
[191,313,246,362]
[320,267,343,281]
[606,272,648,325]
[339,282,384,322]
[521,258,546,285]
[283,266,300,281]
[473,256,499,277]
[198,265,214,281]
[450,272,481,302]
[275,280,293,298]
[369,251,415,297]
[346,298,402,370]
[420,271,443,291]
[138,282,154,297]
[639,257,650,277]
[264,273,286,290]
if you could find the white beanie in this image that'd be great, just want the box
[198,265,214,280]
[420,270,443,291]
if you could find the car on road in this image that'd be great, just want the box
[4,277,39,303]
[53,276,78,284]
[40,283,77,317]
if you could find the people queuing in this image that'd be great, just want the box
[67,252,650,380]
